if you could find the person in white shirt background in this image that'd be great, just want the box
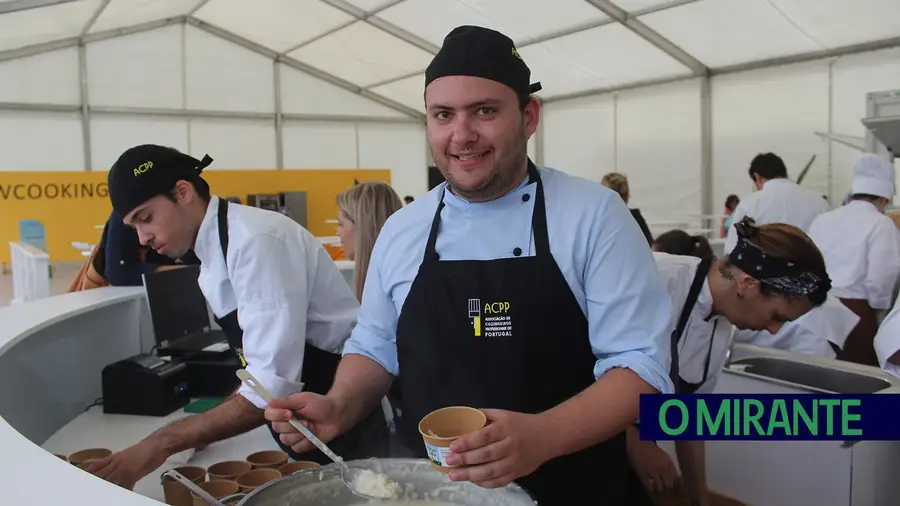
[84,144,385,489]
[725,152,830,252]
[626,217,832,506]
[875,290,900,378]
[807,153,900,366]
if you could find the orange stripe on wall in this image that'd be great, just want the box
[0,169,390,264]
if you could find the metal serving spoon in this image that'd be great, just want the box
[235,369,397,501]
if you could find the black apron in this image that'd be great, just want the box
[213,198,388,463]
[394,162,629,506]
[670,256,716,395]
[627,256,715,505]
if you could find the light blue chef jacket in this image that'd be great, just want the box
[343,165,674,395]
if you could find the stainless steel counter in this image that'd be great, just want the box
[698,343,900,506]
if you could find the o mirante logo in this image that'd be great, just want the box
[638,394,893,441]
[657,397,861,437]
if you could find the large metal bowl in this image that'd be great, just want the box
[221,458,537,506]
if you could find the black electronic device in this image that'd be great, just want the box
[180,354,243,398]
[142,265,229,357]
[101,353,190,416]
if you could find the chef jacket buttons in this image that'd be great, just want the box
[522,193,531,202]
[513,247,522,257]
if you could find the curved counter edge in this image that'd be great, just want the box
[0,287,145,355]
[0,287,162,505]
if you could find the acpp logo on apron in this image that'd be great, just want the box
[468,298,512,338]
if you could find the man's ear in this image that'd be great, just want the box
[173,180,193,203]
[524,97,540,138]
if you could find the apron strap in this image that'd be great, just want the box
[423,194,445,263]
[669,256,713,391]
[217,197,230,264]
[527,160,551,258]
[700,318,717,384]
[422,160,548,262]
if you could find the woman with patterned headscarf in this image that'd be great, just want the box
[628,216,832,505]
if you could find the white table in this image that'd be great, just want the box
[0,288,165,505]
[42,404,279,503]
[0,287,290,505]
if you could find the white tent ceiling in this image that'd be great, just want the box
[1,0,900,120]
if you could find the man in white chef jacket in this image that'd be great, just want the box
[875,290,900,378]
[725,152,830,252]
[808,153,900,365]
[84,144,381,489]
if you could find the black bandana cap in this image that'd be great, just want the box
[108,144,213,218]
[425,25,542,96]
[728,217,831,296]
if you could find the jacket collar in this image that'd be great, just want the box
[763,178,796,190]
[194,195,220,265]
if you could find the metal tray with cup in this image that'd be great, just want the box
[166,458,536,506]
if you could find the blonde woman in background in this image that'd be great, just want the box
[336,181,404,300]
[602,172,653,245]
[336,181,404,440]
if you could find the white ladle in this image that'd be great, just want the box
[235,369,394,501]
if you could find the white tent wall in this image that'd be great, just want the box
[538,46,900,236]
[0,22,429,199]
[1,0,899,217]
[540,78,702,236]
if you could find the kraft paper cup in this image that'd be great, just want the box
[418,406,487,472]
[68,448,112,466]
[278,461,320,475]
[235,468,281,492]
[246,450,289,469]
[162,466,206,506]
[207,460,252,481]
[191,480,238,506]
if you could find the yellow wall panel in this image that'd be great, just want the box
[0,169,390,264]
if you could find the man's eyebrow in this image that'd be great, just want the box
[127,209,147,224]
[428,98,503,112]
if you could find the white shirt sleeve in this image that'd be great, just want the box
[230,233,313,408]
[874,293,900,379]
[866,222,900,310]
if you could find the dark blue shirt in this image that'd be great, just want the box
[101,210,198,286]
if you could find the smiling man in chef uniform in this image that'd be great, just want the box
[264,25,674,506]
